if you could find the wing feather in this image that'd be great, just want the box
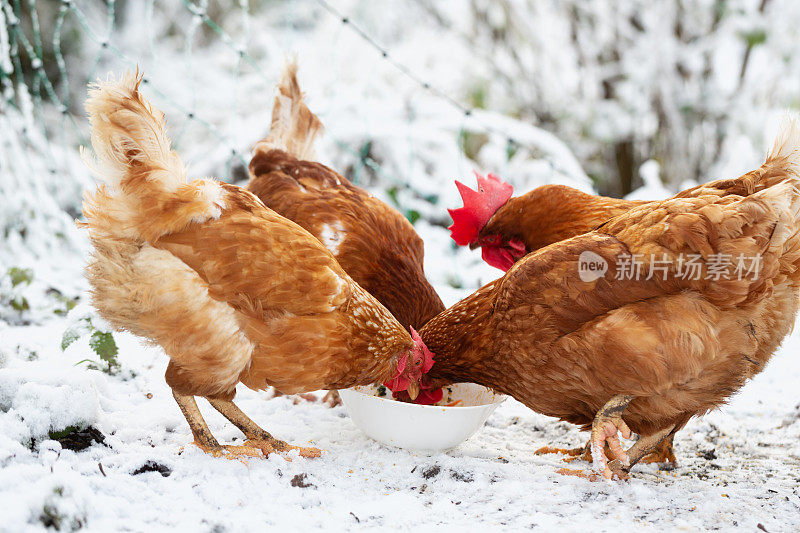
[155,185,352,320]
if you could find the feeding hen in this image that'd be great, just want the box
[248,61,445,332]
[424,120,800,479]
[79,72,435,459]
[449,174,644,271]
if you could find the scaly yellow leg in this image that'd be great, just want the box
[207,397,321,459]
[172,390,265,461]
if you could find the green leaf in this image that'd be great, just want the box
[386,186,400,207]
[48,425,83,441]
[10,296,29,312]
[741,29,767,48]
[8,267,33,287]
[61,318,92,351]
[506,139,519,161]
[468,82,488,110]
[61,328,81,351]
[406,209,421,225]
[89,331,119,370]
[459,130,489,161]
[51,293,78,316]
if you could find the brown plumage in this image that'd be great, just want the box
[453,143,800,465]
[247,62,444,331]
[423,121,800,478]
[477,168,800,262]
[478,184,644,253]
[81,72,434,458]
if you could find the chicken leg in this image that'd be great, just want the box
[535,433,677,466]
[590,394,680,479]
[172,391,264,460]
[605,425,676,479]
[172,391,321,459]
[207,397,321,458]
[590,394,635,479]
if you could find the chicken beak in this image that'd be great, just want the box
[407,382,420,401]
[468,241,480,250]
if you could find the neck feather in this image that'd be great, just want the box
[418,281,501,387]
[498,186,641,251]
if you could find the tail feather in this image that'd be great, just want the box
[81,71,225,242]
[255,59,324,160]
[82,71,185,193]
[703,117,800,290]
[767,115,800,171]
[767,181,800,281]
[676,115,800,200]
[744,115,800,193]
[745,173,800,287]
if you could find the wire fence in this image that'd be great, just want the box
[2,0,588,201]
[4,0,795,312]
[7,0,567,316]
[3,1,460,188]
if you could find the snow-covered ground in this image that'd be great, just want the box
[4,1,800,530]
[2,226,800,532]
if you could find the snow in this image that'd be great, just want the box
[2,308,800,531]
[4,0,800,530]
[626,160,672,201]
[3,220,800,531]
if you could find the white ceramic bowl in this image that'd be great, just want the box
[339,383,507,451]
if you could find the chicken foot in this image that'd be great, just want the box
[590,394,635,479]
[639,435,677,465]
[207,398,322,458]
[605,426,676,479]
[172,391,265,461]
[535,434,677,467]
[590,394,679,479]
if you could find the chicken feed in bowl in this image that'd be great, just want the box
[339,383,506,451]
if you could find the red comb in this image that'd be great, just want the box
[447,171,513,245]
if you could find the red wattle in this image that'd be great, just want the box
[392,387,444,405]
[481,245,516,271]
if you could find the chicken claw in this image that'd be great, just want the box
[534,446,586,459]
[173,391,322,461]
[243,439,322,460]
[605,425,676,478]
[537,436,677,469]
[590,394,634,479]
[555,467,603,482]
[322,390,343,407]
[191,441,267,463]
[207,397,322,459]
[639,436,677,466]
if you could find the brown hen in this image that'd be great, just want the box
[80,73,434,459]
[424,121,800,479]
[447,151,800,465]
[247,62,444,332]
